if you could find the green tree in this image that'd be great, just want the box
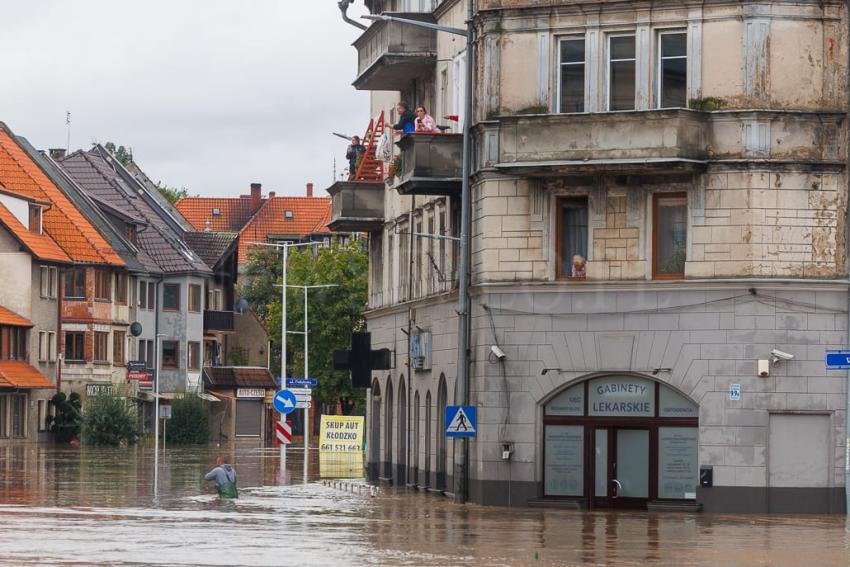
[165,395,209,445]
[83,391,140,446]
[104,141,132,165]
[241,238,368,414]
[155,182,190,205]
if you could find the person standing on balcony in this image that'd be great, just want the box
[346,136,366,178]
[414,106,440,133]
[393,102,416,134]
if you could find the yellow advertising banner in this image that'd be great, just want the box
[319,415,365,479]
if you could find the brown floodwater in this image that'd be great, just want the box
[0,444,847,566]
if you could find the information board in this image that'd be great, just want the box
[544,425,584,496]
[658,427,698,499]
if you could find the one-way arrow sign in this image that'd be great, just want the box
[273,389,297,415]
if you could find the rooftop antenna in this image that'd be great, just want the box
[65,111,71,152]
[333,156,337,183]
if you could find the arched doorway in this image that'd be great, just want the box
[424,390,432,488]
[369,378,381,481]
[384,378,394,480]
[436,375,447,490]
[412,391,420,485]
[542,374,699,510]
[397,375,407,485]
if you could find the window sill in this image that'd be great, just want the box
[556,276,587,282]
[63,359,86,365]
[94,298,112,303]
[64,297,86,302]
[93,361,111,366]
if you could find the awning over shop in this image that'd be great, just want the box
[206,390,236,401]
[203,366,276,389]
[0,361,54,389]
[138,392,221,402]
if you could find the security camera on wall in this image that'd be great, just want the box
[770,349,795,366]
[490,345,506,361]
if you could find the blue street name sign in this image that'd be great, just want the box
[286,377,318,387]
[445,406,477,439]
[825,351,850,369]
[273,389,297,415]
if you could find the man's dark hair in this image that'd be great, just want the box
[352,136,360,142]
[397,101,410,111]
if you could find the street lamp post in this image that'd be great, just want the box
[362,0,474,504]
[154,332,167,499]
[251,241,332,482]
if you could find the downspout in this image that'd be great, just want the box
[845,0,850,515]
[338,0,368,31]
[407,195,415,487]
[154,275,163,431]
[56,267,64,393]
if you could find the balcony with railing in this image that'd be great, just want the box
[204,310,234,333]
[327,181,385,233]
[394,133,463,196]
[353,13,437,91]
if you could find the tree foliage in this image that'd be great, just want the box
[156,183,190,205]
[165,395,209,445]
[240,238,368,414]
[48,391,83,444]
[83,391,140,446]
[104,141,132,165]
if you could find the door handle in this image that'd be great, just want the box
[612,479,622,498]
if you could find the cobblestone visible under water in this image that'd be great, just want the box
[0,444,846,566]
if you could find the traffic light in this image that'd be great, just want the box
[333,332,392,389]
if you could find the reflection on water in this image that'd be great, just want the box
[0,444,847,566]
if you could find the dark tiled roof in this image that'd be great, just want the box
[203,366,276,388]
[124,160,196,233]
[58,151,211,275]
[183,231,238,269]
[15,136,149,273]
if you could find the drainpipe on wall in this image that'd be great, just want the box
[845,0,850,516]
[337,0,368,31]
[56,267,64,393]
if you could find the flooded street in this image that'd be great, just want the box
[0,445,847,566]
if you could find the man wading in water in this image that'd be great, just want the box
[205,456,238,498]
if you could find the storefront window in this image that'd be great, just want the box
[544,425,584,496]
[659,387,698,418]
[545,382,584,416]
[658,427,699,499]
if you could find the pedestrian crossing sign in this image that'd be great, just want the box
[445,405,477,438]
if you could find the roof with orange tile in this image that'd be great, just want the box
[0,306,33,327]
[0,124,124,267]
[0,361,54,389]
[176,197,266,232]
[0,201,72,263]
[237,196,332,265]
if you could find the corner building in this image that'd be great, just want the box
[334,0,850,513]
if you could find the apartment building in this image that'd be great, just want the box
[334,1,850,513]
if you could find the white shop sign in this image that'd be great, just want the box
[237,388,265,399]
[588,377,655,417]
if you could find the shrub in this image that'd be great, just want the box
[83,391,140,446]
[48,392,83,444]
[165,395,209,445]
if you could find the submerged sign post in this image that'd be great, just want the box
[445,406,477,438]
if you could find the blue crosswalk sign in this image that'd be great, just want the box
[445,406,476,438]
[273,389,297,415]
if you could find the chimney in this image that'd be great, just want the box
[306,183,314,198]
[250,183,262,212]
[49,148,66,160]
[268,191,276,198]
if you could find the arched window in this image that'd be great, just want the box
[436,375,448,490]
[384,378,394,479]
[397,375,407,485]
[369,378,382,481]
[424,390,432,487]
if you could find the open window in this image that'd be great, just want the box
[556,198,588,280]
[657,31,687,108]
[652,193,688,279]
[558,38,585,113]
[608,35,636,111]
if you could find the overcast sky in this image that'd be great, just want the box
[1,1,370,197]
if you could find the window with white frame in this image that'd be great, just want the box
[38,331,48,362]
[657,31,687,108]
[40,266,58,299]
[558,38,585,113]
[608,35,636,111]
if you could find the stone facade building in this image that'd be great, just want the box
[333,0,850,513]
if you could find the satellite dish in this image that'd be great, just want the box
[235,298,249,315]
[129,322,143,337]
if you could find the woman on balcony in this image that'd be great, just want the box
[414,105,440,134]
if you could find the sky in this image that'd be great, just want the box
[0,1,370,197]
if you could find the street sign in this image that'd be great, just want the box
[288,387,312,396]
[296,400,312,409]
[825,350,850,369]
[729,383,741,401]
[445,406,477,438]
[286,377,317,387]
[273,389,298,415]
[275,420,293,445]
[159,405,172,420]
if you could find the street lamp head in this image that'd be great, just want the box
[360,15,387,22]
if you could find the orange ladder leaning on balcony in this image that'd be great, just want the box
[353,111,385,182]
